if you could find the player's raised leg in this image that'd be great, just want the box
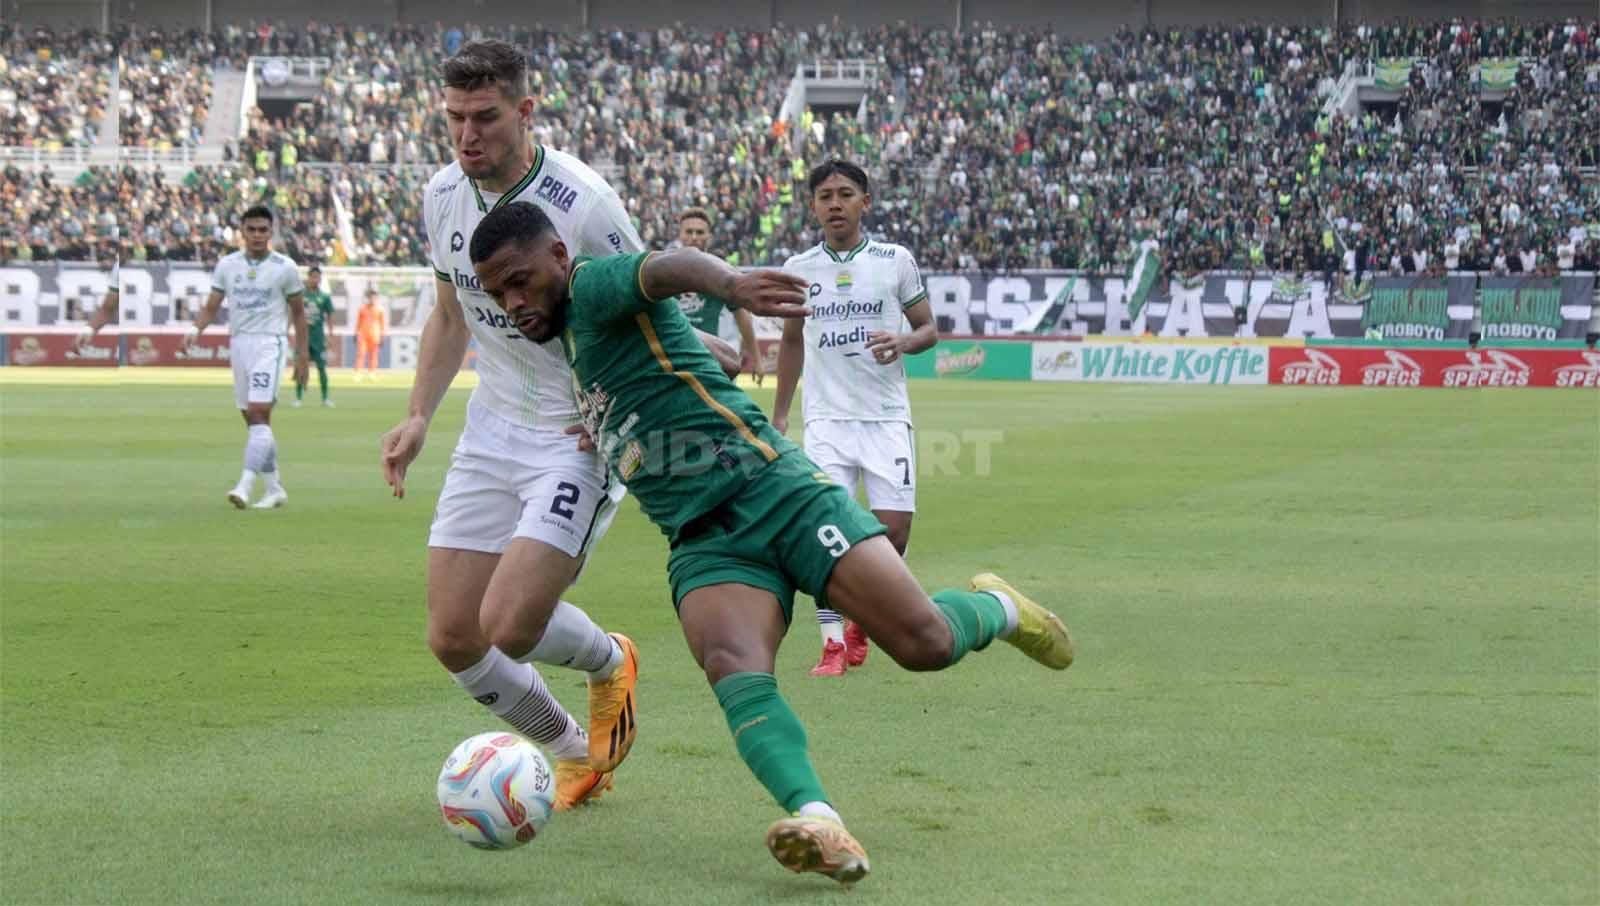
[678,582,869,886]
[823,535,1073,672]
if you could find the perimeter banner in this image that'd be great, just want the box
[1269,346,1600,388]
[1478,275,1596,341]
[3,333,118,367]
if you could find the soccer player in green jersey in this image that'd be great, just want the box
[294,265,335,407]
[675,208,761,381]
[468,202,1075,888]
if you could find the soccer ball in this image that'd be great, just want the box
[436,732,556,850]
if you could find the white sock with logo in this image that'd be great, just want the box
[523,601,623,681]
[451,647,588,762]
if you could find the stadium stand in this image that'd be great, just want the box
[0,26,114,148]
[6,20,1597,274]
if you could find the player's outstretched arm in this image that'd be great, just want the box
[639,249,811,320]
[381,277,467,499]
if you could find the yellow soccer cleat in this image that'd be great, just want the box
[970,573,1075,670]
[765,815,870,887]
[587,633,639,773]
[552,759,613,811]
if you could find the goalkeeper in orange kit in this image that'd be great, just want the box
[354,288,386,381]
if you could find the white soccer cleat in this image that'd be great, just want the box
[252,488,288,509]
[227,486,250,509]
[290,399,302,408]
[322,399,335,408]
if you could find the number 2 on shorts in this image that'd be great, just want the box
[817,524,851,558]
[549,481,580,519]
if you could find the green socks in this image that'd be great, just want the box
[714,672,828,813]
[931,589,1008,664]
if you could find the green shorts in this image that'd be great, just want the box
[306,343,327,365]
[667,450,887,623]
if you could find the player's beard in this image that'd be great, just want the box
[514,297,568,344]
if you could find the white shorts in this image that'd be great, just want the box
[428,399,625,558]
[804,419,916,513]
[716,309,743,348]
[231,333,286,409]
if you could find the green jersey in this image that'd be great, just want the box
[562,253,796,539]
[674,290,730,336]
[303,290,334,348]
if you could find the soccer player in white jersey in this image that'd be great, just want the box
[191,205,310,510]
[771,161,937,677]
[379,41,688,809]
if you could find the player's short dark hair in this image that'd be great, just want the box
[679,208,712,227]
[307,264,321,274]
[241,204,273,224]
[440,40,527,98]
[470,201,556,265]
[807,160,870,196]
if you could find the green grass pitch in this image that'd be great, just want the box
[2,375,1596,905]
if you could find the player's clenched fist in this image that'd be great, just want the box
[380,415,429,498]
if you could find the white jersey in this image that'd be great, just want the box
[210,250,304,336]
[784,238,927,425]
[424,146,643,430]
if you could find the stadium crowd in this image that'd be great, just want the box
[0,26,113,148]
[118,29,215,149]
[2,20,1597,275]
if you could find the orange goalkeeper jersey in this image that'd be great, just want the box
[356,302,386,343]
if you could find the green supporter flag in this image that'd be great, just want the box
[1478,59,1520,91]
[1029,278,1076,336]
[1125,242,1160,320]
[1374,58,1414,91]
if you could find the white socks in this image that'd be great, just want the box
[816,608,845,644]
[244,425,280,488]
[525,601,623,681]
[451,647,588,762]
